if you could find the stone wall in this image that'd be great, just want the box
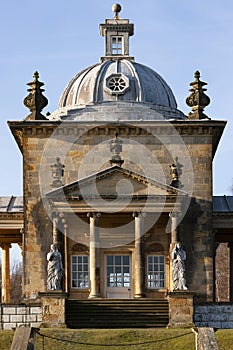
[0,304,42,330]
[9,121,223,302]
[194,303,233,328]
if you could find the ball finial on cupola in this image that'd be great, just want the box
[112,4,122,19]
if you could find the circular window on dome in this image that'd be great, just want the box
[105,73,129,96]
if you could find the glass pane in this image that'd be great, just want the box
[84,256,88,264]
[107,256,113,265]
[72,280,77,288]
[115,256,121,265]
[107,266,113,274]
[78,256,82,263]
[159,256,164,263]
[123,256,129,265]
[148,256,152,264]
[72,256,76,263]
[115,266,121,273]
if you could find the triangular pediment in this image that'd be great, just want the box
[46,165,186,200]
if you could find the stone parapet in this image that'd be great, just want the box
[0,303,42,330]
[194,303,233,328]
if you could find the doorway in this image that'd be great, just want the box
[105,255,131,298]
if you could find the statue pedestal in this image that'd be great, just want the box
[39,291,68,328]
[167,291,195,328]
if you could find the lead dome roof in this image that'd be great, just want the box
[49,5,185,121]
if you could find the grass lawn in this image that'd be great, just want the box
[0,328,232,349]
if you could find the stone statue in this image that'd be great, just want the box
[47,244,63,290]
[172,242,188,291]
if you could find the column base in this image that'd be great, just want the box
[134,293,146,299]
[88,294,101,299]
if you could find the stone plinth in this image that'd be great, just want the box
[39,292,68,328]
[167,291,195,328]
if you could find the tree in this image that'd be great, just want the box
[10,261,22,303]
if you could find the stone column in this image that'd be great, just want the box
[170,212,178,244]
[52,215,59,245]
[88,213,101,299]
[133,212,145,298]
[63,221,68,294]
[169,212,178,292]
[229,243,233,302]
[1,243,11,303]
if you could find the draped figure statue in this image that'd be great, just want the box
[47,244,63,290]
[172,242,188,291]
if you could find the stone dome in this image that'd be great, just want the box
[59,60,176,109]
[48,7,185,121]
[48,60,185,121]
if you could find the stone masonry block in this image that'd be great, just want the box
[25,314,37,322]
[11,315,24,323]
[37,314,42,322]
[2,315,10,322]
[3,307,16,315]
[30,322,41,328]
[3,323,16,330]
[209,313,228,322]
[221,322,233,328]
[208,305,221,314]
[195,322,208,327]
[195,306,208,314]
[222,305,233,313]
[208,322,222,328]
[30,306,42,314]
[16,307,27,315]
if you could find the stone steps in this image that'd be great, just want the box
[66,299,169,328]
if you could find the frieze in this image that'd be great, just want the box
[8,121,225,145]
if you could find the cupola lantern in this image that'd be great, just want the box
[100,4,134,62]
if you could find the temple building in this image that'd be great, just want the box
[0,4,233,328]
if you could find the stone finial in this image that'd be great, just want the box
[23,71,48,120]
[169,157,183,188]
[50,157,65,188]
[110,131,124,166]
[186,71,210,120]
[112,4,122,19]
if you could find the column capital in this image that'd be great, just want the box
[59,213,67,225]
[169,212,180,219]
[0,243,12,250]
[132,211,146,219]
[87,212,101,219]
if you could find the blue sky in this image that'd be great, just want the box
[1,0,233,197]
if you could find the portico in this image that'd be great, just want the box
[0,196,23,303]
[46,164,186,300]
